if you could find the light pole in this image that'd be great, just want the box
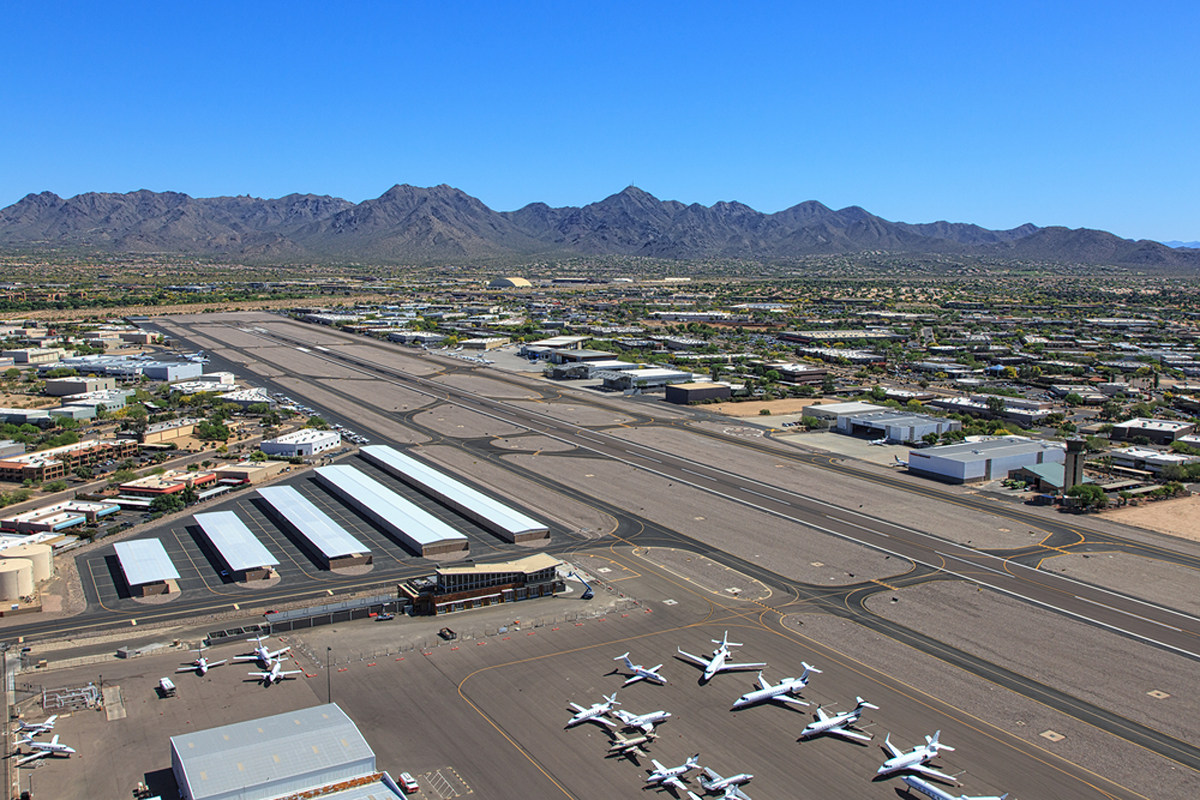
[326,647,332,704]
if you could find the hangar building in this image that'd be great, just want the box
[906,436,1065,484]
[170,703,404,800]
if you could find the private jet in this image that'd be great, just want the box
[177,645,227,676]
[248,658,303,686]
[902,775,1008,800]
[566,693,619,728]
[613,652,667,686]
[894,454,909,467]
[730,665,821,710]
[614,707,672,733]
[695,766,753,799]
[646,754,701,791]
[233,634,291,667]
[677,631,766,682]
[14,735,76,765]
[607,730,657,757]
[798,697,879,742]
[15,715,57,737]
[876,730,957,782]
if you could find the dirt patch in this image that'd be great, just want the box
[1100,494,1200,542]
[709,398,829,418]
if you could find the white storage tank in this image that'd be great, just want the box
[1,543,52,582]
[0,559,33,601]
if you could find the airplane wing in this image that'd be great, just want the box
[44,715,57,726]
[662,776,687,791]
[814,706,831,722]
[883,737,904,759]
[729,787,752,800]
[176,666,196,672]
[703,766,724,783]
[650,759,665,772]
[232,655,259,662]
[248,671,270,679]
[15,751,48,767]
[623,674,645,686]
[676,648,713,669]
[719,660,767,673]
[279,670,303,677]
[827,725,873,742]
[771,695,810,707]
[910,763,958,783]
[267,647,291,659]
[568,702,586,713]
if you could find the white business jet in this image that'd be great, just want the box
[730,664,821,710]
[876,730,957,782]
[233,634,291,667]
[798,696,879,742]
[248,657,303,686]
[566,693,619,728]
[14,734,76,765]
[614,652,666,686]
[902,775,1008,800]
[677,632,766,682]
[614,707,672,733]
[646,754,701,791]
[178,645,227,675]
[693,766,753,799]
[15,715,57,736]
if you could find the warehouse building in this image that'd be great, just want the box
[665,382,732,404]
[905,436,1066,484]
[258,485,372,569]
[361,445,549,543]
[596,366,697,391]
[44,376,117,396]
[113,539,180,596]
[805,401,889,425]
[261,429,341,457]
[834,409,961,443]
[170,703,404,800]
[314,466,468,557]
[401,553,564,615]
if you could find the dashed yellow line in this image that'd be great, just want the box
[871,578,901,591]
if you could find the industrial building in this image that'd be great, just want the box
[314,465,469,556]
[218,387,274,409]
[1109,418,1196,446]
[0,543,53,601]
[401,552,564,615]
[170,703,404,800]
[905,436,1066,484]
[193,511,280,581]
[44,376,117,396]
[595,366,697,391]
[361,445,549,543]
[1108,446,1200,475]
[833,408,961,444]
[113,538,180,596]
[257,485,372,569]
[260,429,341,457]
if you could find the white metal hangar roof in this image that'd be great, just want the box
[360,445,548,542]
[113,538,180,586]
[170,703,375,800]
[314,465,468,555]
[257,485,370,559]
[192,511,280,572]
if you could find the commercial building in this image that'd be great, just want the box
[49,404,96,421]
[113,538,180,595]
[61,388,134,412]
[460,336,509,350]
[834,409,961,443]
[596,366,697,391]
[260,429,341,457]
[361,445,549,543]
[170,704,403,800]
[906,436,1066,484]
[2,348,66,365]
[44,376,117,396]
[314,466,468,557]
[218,388,274,409]
[665,382,732,404]
[0,438,138,482]
[1109,418,1196,446]
[258,485,372,569]
[212,461,289,484]
[387,330,447,346]
[120,469,217,496]
[193,511,279,581]
[401,553,564,615]
[805,401,889,425]
[1108,446,1200,475]
[139,417,201,444]
[1,499,119,534]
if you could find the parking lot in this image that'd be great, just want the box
[78,452,565,608]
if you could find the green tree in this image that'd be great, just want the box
[1066,483,1108,508]
[149,493,186,514]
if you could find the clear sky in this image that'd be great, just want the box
[3,2,1197,241]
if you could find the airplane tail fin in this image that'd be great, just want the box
[800,661,822,679]
[615,652,630,663]
[605,693,620,706]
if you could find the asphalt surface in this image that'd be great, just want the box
[17,312,1195,784]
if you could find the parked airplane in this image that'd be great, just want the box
[566,693,619,728]
[869,437,888,445]
[798,697,879,742]
[696,766,754,799]
[607,730,658,757]
[177,646,227,676]
[677,631,766,682]
[14,734,76,765]
[876,730,957,782]
[613,652,666,686]
[248,658,303,686]
[233,634,290,667]
[730,665,821,710]
[894,454,909,467]
[902,775,1008,800]
[646,754,701,791]
[614,707,672,733]
[15,715,57,736]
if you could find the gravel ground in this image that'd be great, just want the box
[602,425,1034,551]
[490,435,578,453]
[504,399,635,427]
[864,581,1200,744]
[431,372,540,399]
[411,404,526,439]
[273,377,430,445]
[316,377,435,413]
[502,453,911,585]
[418,445,615,538]
[788,612,1196,800]
[1101,494,1200,543]
[1037,552,1200,617]
[637,547,770,601]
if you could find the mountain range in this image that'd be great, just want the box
[2,184,1197,269]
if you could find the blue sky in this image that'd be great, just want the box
[2,2,1197,241]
